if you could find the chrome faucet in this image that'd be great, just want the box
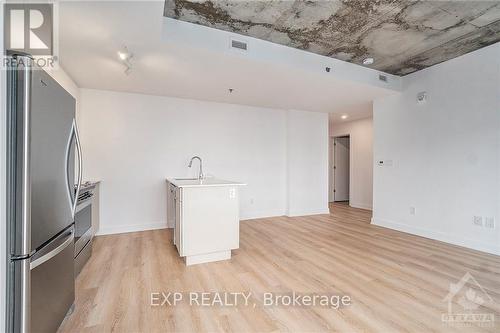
[188,156,204,180]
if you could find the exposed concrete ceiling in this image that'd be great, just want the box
[164,0,500,75]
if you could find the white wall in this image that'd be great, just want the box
[330,117,374,210]
[79,89,329,235]
[287,110,330,216]
[373,43,500,255]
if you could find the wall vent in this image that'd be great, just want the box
[231,39,248,51]
[378,74,388,82]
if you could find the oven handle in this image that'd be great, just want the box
[76,197,92,213]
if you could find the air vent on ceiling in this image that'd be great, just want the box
[231,39,248,51]
[378,74,388,82]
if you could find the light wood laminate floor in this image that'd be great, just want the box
[59,203,500,333]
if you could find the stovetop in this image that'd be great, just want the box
[79,181,98,191]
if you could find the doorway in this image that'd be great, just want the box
[333,136,350,203]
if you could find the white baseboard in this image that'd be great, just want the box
[241,207,330,220]
[349,202,372,210]
[240,208,286,220]
[372,217,500,256]
[286,207,330,217]
[96,222,168,236]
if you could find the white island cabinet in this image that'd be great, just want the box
[166,178,246,265]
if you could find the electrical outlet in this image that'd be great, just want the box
[377,160,394,167]
[473,216,483,227]
[409,206,416,215]
[484,217,495,229]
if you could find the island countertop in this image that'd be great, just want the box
[166,178,246,188]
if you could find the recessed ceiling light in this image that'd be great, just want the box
[341,114,348,120]
[362,57,374,65]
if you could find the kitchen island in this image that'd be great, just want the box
[166,178,246,265]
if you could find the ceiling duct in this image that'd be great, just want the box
[231,39,247,51]
[378,74,388,82]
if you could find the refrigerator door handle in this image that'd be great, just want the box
[66,119,83,218]
[30,229,74,270]
[74,119,83,213]
[65,124,73,216]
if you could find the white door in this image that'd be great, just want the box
[334,137,350,201]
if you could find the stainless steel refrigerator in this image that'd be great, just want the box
[6,52,82,332]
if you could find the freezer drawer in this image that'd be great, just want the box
[30,226,75,333]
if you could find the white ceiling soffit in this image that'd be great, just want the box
[161,17,401,91]
[59,1,401,113]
